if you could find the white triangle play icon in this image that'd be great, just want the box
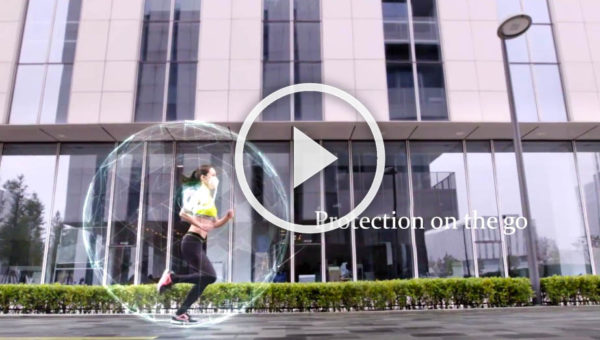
[293,127,338,188]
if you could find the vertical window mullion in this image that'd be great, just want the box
[102,142,119,286]
[405,140,419,278]
[40,142,61,284]
[289,0,294,121]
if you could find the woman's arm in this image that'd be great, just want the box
[213,209,234,228]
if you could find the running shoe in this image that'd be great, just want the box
[156,269,173,294]
[170,313,198,325]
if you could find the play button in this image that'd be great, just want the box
[293,127,337,188]
[235,83,385,233]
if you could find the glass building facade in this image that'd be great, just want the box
[1,140,598,284]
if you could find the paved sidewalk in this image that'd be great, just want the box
[0,306,599,339]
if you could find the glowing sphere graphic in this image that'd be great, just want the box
[82,121,290,326]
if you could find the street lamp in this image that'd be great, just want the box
[497,14,541,305]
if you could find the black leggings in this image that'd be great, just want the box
[171,233,216,315]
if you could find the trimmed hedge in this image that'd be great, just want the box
[0,277,536,314]
[541,275,600,305]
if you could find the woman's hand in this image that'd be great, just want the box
[225,209,234,221]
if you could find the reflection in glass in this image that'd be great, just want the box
[139,143,172,284]
[135,63,167,122]
[294,173,321,282]
[531,65,566,122]
[18,0,55,63]
[417,64,448,120]
[144,0,171,21]
[527,26,557,63]
[387,63,416,120]
[523,142,592,276]
[522,0,550,24]
[262,62,291,121]
[40,65,73,124]
[45,144,112,285]
[170,22,200,62]
[575,142,600,274]
[263,23,290,62]
[294,0,319,21]
[166,63,196,121]
[411,142,474,278]
[509,64,538,122]
[492,141,528,277]
[294,62,322,120]
[354,142,413,280]
[323,142,352,282]
[172,143,231,282]
[174,0,201,21]
[234,142,290,282]
[108,143,143,284]
[264,0,290,21]
[382,0,408,20]
[466,142,504,277]
[0,144,57,284]
[294,23,320,61]
[10,65,46,124]
[140,22,170,62]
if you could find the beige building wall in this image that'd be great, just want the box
[68,0,143,124]
[196,0,262,122]
[549,0,600,122]
[438,0,510,122]
[322,0,388,122]
[0,0,27,125]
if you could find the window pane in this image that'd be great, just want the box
[523,0,550,24]
[108,143,143,284]
[415,44,441,61]
[509,64,538,122]
[263,23,290,61]
[294,23,320,61]
[523,142,592,277]
[294,0,319,21]
[40,64,73,124]
[48,0,81,63]
[19,0,55,63]
[411,0,436,18]
[10,65,45,124]
[387,63,417,120]
[144,0,171,21]
[140,22,170,62]
[527,25,557,63]
[174,0,201,21]
[532,65,566,122]
[135,63,166,122]
[294,62,322,120]
[323,142,352,282]
[234,142,291,282]
[382,0,409,20]
[466,141,505,277]
[294,174,321,282]
[574,141,600,275]
[45,144,112,285]
[172,143,232,282]
[410,141,474,278]
[492,141,528,277]
[384,22,410,41]
[507,35,529,63]
[0,144,57,284]
[264,0,290,21]
[262,62,291,121]
[385,44,411,61]
[170,22,199,62]
[139,143,172,284]
[417,63,448,120]
[354,141,413,280]
[166,63,196,121]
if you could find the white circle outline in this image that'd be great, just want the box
[234,83,385,234]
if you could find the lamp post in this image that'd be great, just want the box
[497,14,541,305]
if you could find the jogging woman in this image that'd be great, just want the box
[156,165,234,325]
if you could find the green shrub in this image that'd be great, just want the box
[3,276,596,314]
[541,275,600,305]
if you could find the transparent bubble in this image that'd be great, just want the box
[82,121,290,326]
